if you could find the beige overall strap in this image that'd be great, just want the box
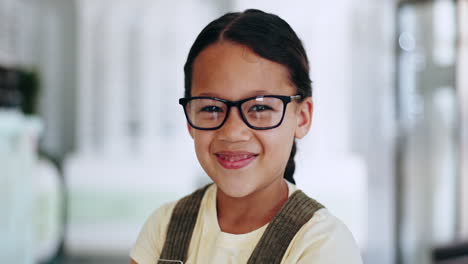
[158,184,212,264]
[247,190,324,264]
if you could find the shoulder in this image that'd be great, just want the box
[144,183,214,228]
[300,208,357,246]
[144,200,178,232]
[130,200,177,263]
[287,207,363,263]
[130,184,215,263]
[134,184,214,244]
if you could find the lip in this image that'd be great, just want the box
[214,151,258,170]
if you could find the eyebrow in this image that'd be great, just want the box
[196,90,271,98]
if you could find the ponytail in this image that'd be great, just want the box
[284,140,297,184]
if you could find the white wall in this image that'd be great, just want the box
[0,0,18,66]
[459,0,468,240]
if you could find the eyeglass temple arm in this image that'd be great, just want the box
[291,95,302,101]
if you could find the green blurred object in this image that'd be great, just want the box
[0,66,40,115]
[17,69,40,115]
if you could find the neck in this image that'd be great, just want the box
[216,177,289,234]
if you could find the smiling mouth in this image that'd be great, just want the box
[214,152,258,169]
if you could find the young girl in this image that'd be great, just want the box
[130,9,363,264]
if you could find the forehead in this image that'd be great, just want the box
[191,41,294,99]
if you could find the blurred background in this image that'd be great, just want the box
[1,0,467,263]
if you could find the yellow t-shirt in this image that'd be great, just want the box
[130,181,363,264]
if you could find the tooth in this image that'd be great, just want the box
[217,154,254,162]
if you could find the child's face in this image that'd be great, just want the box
[189,41,312,198]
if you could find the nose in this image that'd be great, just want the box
[217,107,251,142]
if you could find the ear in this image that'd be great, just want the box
[187,122,194,139]
[295,97,313,139]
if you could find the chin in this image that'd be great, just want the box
[214,176,257,198]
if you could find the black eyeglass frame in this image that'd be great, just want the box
[178,95,302,130]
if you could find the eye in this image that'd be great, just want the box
[249,104,273,112]
[200,105,224,113]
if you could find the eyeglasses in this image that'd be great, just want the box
[179,95,301,130]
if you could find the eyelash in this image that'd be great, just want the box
[249,105,273,112]
[200,106,224,113]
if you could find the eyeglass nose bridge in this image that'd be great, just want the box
[224,99,245,108]
[220,100,249,128]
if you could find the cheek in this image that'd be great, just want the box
[192,132,214,159]
[259,124,296,167]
